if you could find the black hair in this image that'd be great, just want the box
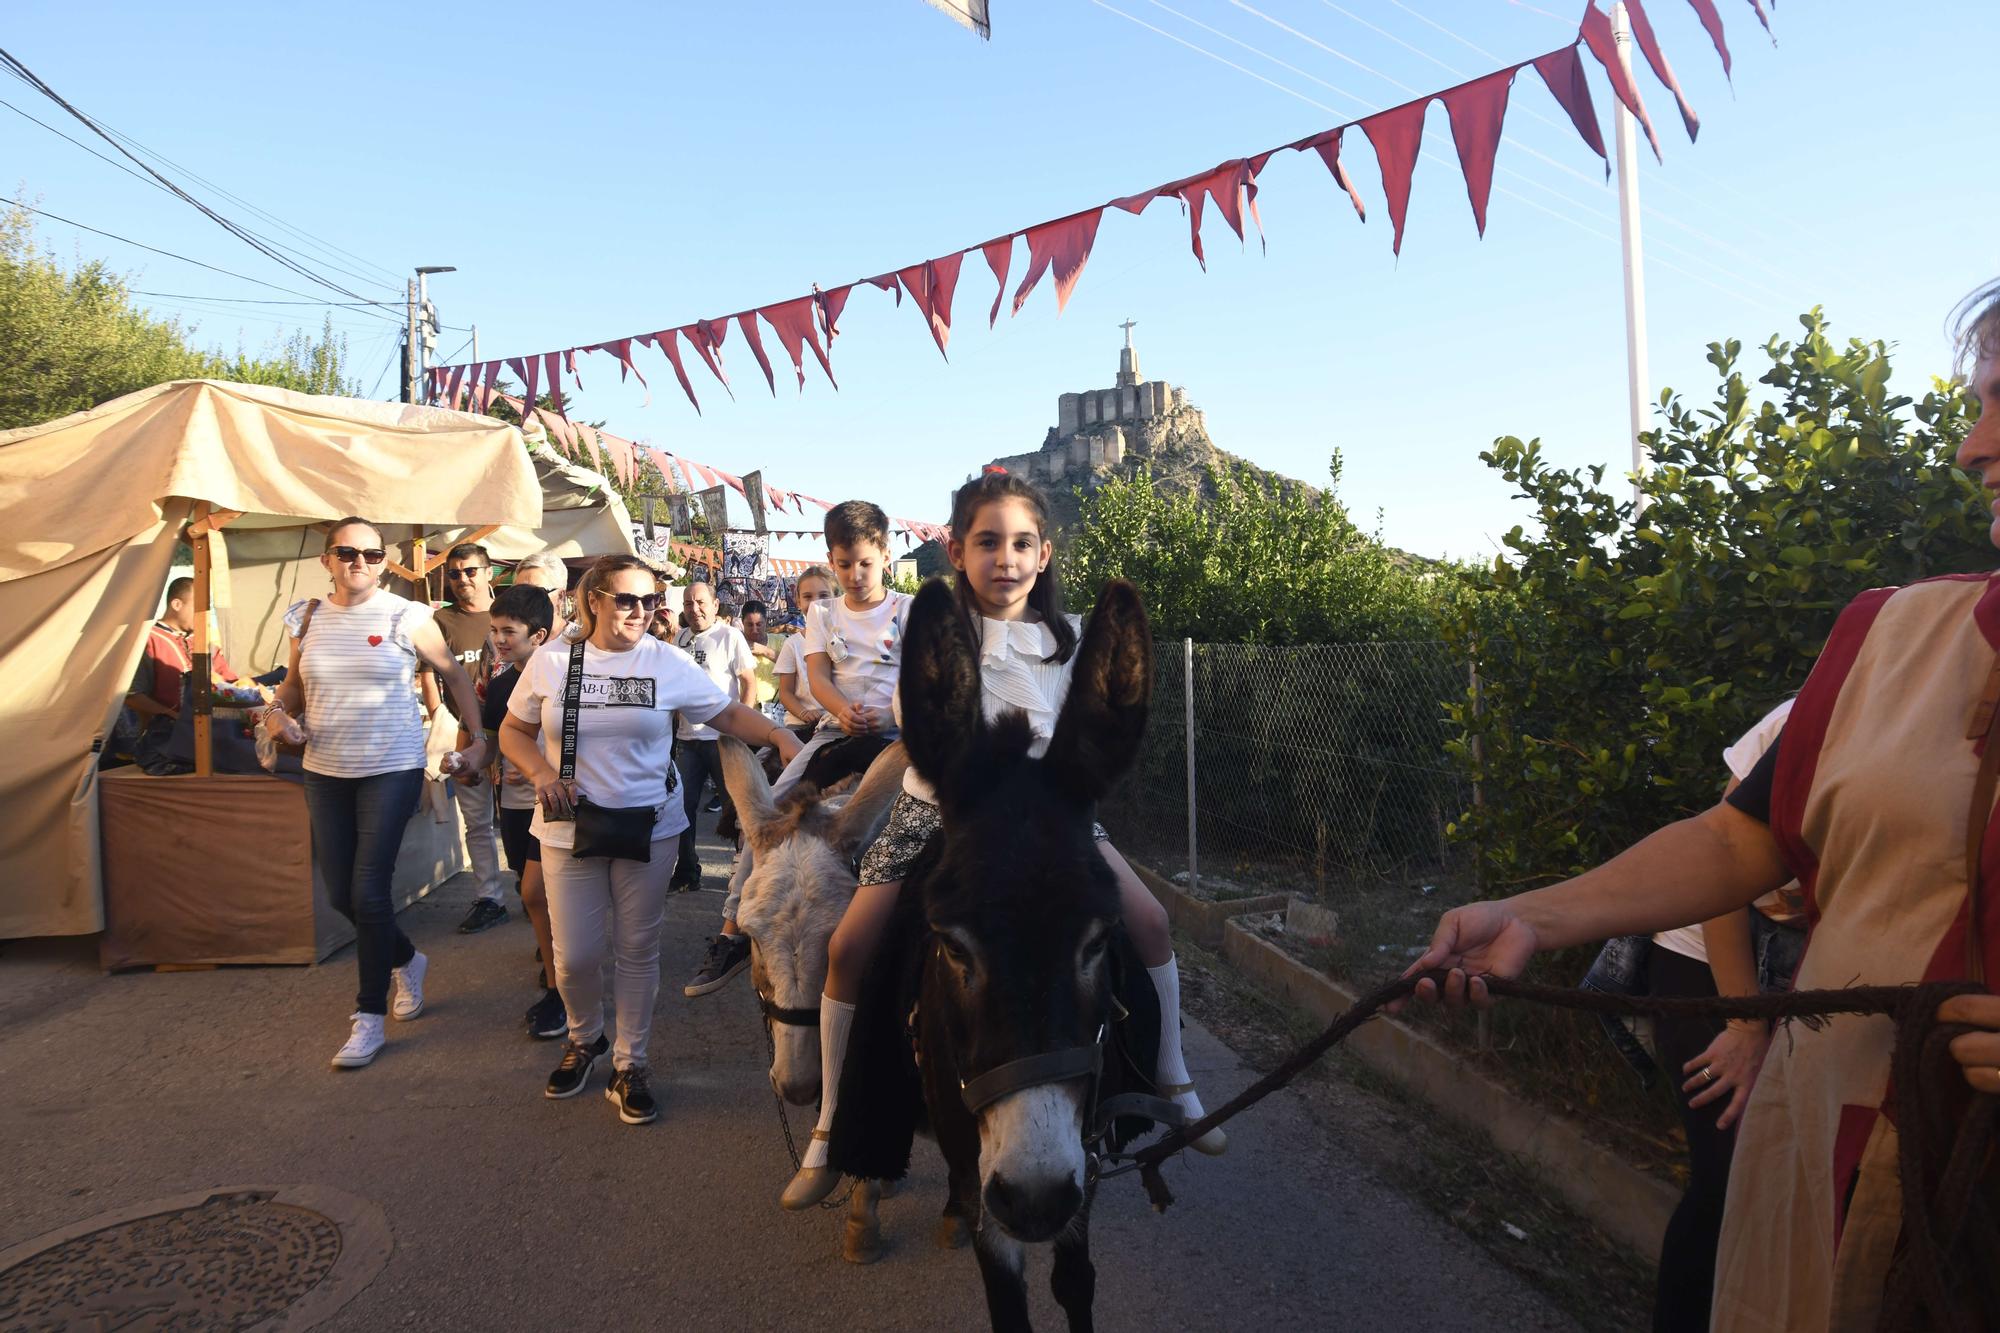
[489,582,553,638]
[165,575,193,603]
[947,470,1076,664]
[741,599,768,619]
[825,499,891,553]
[445,541,490,568]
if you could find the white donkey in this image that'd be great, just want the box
[720,736,909,1263]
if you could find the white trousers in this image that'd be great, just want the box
[542,841,672,1071]
[453,779,505,904]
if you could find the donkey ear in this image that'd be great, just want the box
[830,741,911,860]
[1042,580,1152,804]
[898,578,983,805]
[719,737,782,855]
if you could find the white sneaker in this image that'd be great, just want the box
[391,951,428,1020]
[331,1012,386,1069]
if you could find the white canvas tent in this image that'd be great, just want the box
[0,379,542,939]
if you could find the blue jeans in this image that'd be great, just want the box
[304,768,425,1015]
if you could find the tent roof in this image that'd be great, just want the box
[0,379,541,581]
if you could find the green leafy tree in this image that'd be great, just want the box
[1449,310,1989,888]
[0,202,359,428]
[1067,454,1457,645]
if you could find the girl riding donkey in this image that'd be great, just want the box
[782,468,1226,1210]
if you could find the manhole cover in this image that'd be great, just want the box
[0,1185,389,1331]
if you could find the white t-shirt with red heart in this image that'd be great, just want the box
[285,591,434,778]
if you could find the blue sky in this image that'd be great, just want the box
[7,1,1996,562]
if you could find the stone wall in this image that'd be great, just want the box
[1056,379,1177,439]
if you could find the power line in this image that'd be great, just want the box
[0,45,386,303]
[129,289,391,307]
[10,199,404,321]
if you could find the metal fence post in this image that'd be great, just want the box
[1183,637,1199,895]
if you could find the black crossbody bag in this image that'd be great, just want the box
[558,639,667,862]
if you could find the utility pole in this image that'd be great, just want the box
[411,265,456,405]
[400,278,418,404]
[1612,2,1651,510]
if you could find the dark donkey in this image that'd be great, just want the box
[831,577,1167,1333]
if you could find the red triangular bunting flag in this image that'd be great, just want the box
[602,434,634,487]
[512,356,541,421]
[1744,0,1773,40]
[680,322,732,398]
[1581,7,1662,161]
[644,447,677,494]
[1441,66,1517,236]
[815,285,853,344]
[1109,185,1163,215]
[1683,0,1732,78]
[542,351,565,419]
[1624,0,1698,140]
[897,252,965,358]
[982,236,1013,327]
[1170,160,1264,269]
[1532,45,1609,176]
[445,364,467,411]
[654,329,701,413]
[864,273,903,306]
[1010,211,1103,316]
[576,422,604,474]
[760,296,837,389]
[1360,100,1429,256]
[735,313,777,395]
[598,338,650,400]
[1296,128,1367,221]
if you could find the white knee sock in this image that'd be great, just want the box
[803,996,854,1169]
[1147,957,1202,1113]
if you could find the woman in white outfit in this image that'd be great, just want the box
[499,554,801,1124]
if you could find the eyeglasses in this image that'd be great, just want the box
[597,591,663,614]
[327,546,387,565]
[445,566,488,580]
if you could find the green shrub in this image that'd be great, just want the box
[1448,310,1988,888]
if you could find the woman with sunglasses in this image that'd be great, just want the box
[271,517,487,1070]
[498,554,803,1124]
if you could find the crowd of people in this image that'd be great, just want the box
[126,278,2000,1330]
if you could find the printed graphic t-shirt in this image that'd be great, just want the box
[673,622,756,741]
[802,591,910,716]
[508,636,729,849]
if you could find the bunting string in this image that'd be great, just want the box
[427,2,1748,419]
[497,390,950,547]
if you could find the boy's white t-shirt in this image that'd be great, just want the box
[801,591,911,716]
[507,636,729,849]
[776,634,823,724]
[1653,697,1798,963]
[673,621,756,740]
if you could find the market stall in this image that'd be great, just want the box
[0,379,542,958]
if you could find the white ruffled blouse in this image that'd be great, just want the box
[900,613,1082,802]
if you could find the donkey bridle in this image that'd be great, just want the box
[758,990,820,1027]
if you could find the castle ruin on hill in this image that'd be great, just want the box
[982,321,1207,491]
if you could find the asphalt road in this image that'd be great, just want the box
[0,812,1574,1331]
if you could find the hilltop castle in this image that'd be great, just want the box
[981,322,1207,489]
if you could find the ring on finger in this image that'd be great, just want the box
[1702,1066,1716,1084]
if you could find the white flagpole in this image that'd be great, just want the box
[1612,1,1652,511]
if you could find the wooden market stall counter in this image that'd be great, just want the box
[96,767,468,969]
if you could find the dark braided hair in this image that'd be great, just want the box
[947,469,1076,665]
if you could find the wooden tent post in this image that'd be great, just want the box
[191,523,213,776]
[411,535,428,603]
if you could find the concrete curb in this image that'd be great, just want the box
[1128,863,1288,949]
[1130,861,1676,1259]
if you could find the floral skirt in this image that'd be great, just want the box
[857,792,1108,887]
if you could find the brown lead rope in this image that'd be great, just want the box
[1110,969,1997,1333]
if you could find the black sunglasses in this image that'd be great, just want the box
[445,565,489,580]
[327,545,387,565]
[598,591,663,614]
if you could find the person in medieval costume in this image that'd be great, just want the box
[1404,281,2000,1332]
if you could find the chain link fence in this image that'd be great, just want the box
[1102,639,1472,903]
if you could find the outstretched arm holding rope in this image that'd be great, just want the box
[1398,797,2000,1099]
[1398,799,1787,1008]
